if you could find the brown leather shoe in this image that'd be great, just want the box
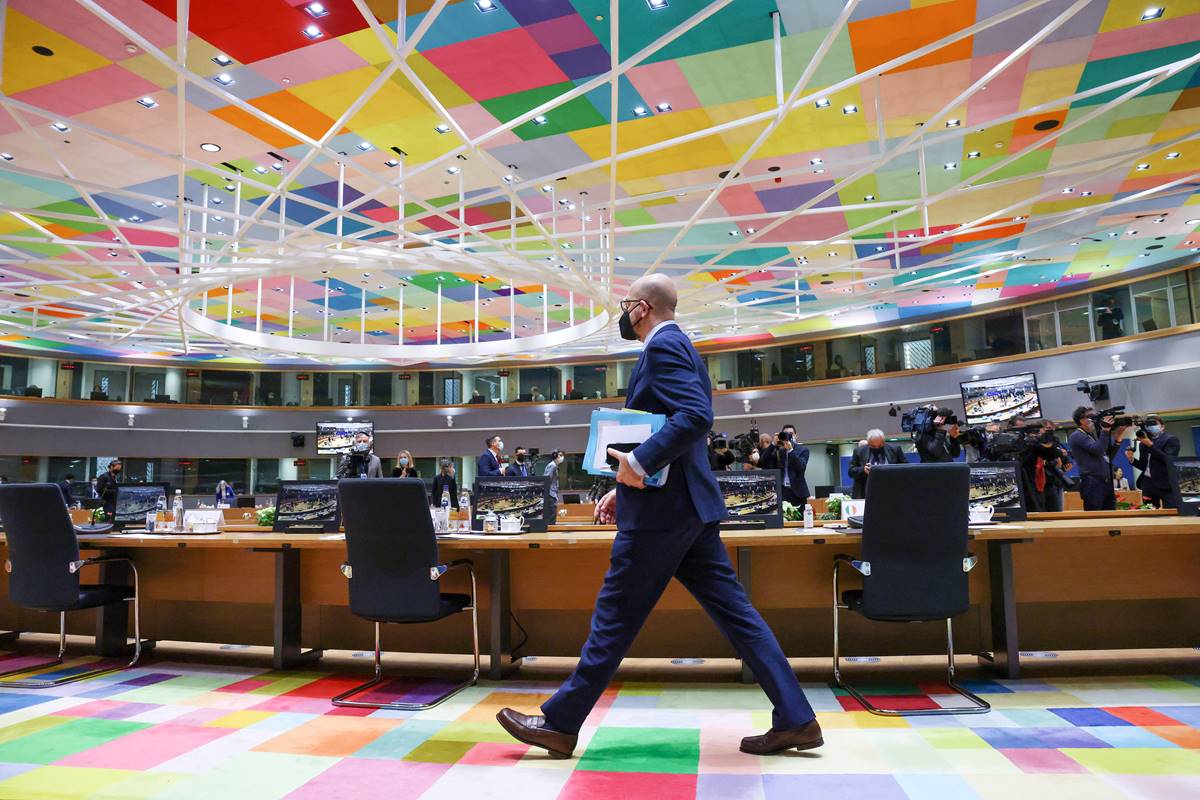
[496,708,577,759]
[740,719,824,755]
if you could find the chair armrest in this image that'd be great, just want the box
[833,553,871,576]
[68,555,134,574]
[963,554,978,573]
[429,559,474,581]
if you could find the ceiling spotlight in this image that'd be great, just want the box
[967,150,981,159]
[1014,215,1026,221]
[306,1,329,17]
[224,183,235,191]
[152,200,165,207]
[51,121,70,133]
[863,194,875,201]
[213,72,234,86]
[200,142,221,152]
[647,0,668,9]
[541,184,552,193]
[434,123,450,133]
[633,105,648,117]
[614,256,625,261]
[1061,187,1074,193]
[212,53,233,66]
[943,162,958,170]
[1141,7,1164,21]
[253,165,268,174]
[810,157,823,165]
[842,104,858,114]
[302,24,323,39]
[728,230,739,236]
[1166,151,1181,159]
[814,97,830,108]
[1186,219,1200,225]
[1080,190,1093,197]
[532,115,548,125]
[656,102,672,112]
[272,161,283,170]
[474,0,497,11]
[446,165,460,174]
[357,141,373,151]
[136,96,158,109]
[0,153,12,161]
[1135,163,1150,170]
[946,118,960,127]
[827,251,837,257]
[211,197,223,205]
[384,158,399,167]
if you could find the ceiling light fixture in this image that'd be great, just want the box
[357,141,373,151]
[1166,152,1181,159]
[633,105,648,117]
[434,123,450,133]
[474,0,497,11]
[0,153,12,161]
[302,24,323,39]
[967,150,980,159]
[272,161,283,170]
[842,104,858,114]
[253,165,267,174]
[863,194,875,201]
[213,72,234,86]
[136,96,158,109]
[946,118,960,127]
[1185,219,1200,225]
[384,158,399,167]
[810,157,822,165]
[212,53,232,66]
[532,115,548,125]
[1080,190,1093,197]
[152,200,165,207]
[1135,163,1150,170]
[647,0,668,9]
[200,142,221,152]
[943,162,957,170]
[1141,7,1164,21]
[814,97,830,108]
[1061,187,1074,193]
[306,2,329,17]
[446,166,460,174]
[51,121,69,132]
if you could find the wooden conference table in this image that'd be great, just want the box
[1,513,1197,682]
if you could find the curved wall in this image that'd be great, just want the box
[1,329,1197,459]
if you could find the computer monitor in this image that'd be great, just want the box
[968,462,1026,522]
[90,391,109,401]
[472,476,553,533]
[67,481,92,501]
[1177,459,1200,517]
[713,470,782,528]
[814,485,835,498]
[152,393,173,403]
[236,496,257,508]
[315,421,374,455]
[960,372,1042,425]
[272,480,340,533]
[113,483,169,528]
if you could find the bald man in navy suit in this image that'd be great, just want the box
[497,274,821,758]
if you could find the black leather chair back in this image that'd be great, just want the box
[338,479,442,620]
[860,463,970,620]
[0,484,82,610]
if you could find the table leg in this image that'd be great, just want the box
[272,549,322,670]
[736,547,755,684]
[979,540,1021,679]
[488,551,520,679]
[94,558,155,658]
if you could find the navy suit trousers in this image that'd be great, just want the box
[540,516,816,734]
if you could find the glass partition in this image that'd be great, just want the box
[1169,272,1192,326]
[200,370,253,405]
[1092,286,1131,340]
[1056,299,1092,346]
[258,372,283,405]
[1025,301,1057,350]
[571,365,608,399]
[1130,276,1172,333]
[0,355,30,395]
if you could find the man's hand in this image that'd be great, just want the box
[594,489,617,524]
[1112,425,1128,441]
[1125,447,1136,461]
[1136,431,1152,447]
[607,447,645,489]
[863,462,872,474]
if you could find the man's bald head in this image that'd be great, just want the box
[628,273,677,315]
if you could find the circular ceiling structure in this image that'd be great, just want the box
[0,0,1196,367]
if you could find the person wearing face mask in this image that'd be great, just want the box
[847,429,906,499]
[336,432,383,478]
[544,449,566,503]
[505,447,531,477]
[95,458,123,520]
[1126,415,1180,509]
[497,273,820,760]
[478,435,504,477]
[430,459,459,509]
[392,450,420,479]
[754,432,776,469]
[1068,406,1127,511]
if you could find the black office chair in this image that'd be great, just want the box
[333,478,479,710]
[0,484,142,688]
[832,463,989,716]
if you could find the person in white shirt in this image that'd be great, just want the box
[1113,467,1130,491]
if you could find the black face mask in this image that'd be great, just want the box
[618,307,638,340]
[515,453,525,463]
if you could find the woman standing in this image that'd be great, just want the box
[430,459,459,509]
[392,450,420,479]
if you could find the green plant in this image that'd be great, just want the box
[1115,500,1133,510]
[819,512,839,521]
[782,501,802,522]
[825,496,842,517]
[91,507,107,524]
[256,506,276,527]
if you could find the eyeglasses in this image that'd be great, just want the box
[619,298,650,313]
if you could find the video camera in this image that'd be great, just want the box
[901,404,958,436]
[714,427,760,460]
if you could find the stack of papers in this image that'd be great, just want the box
[583,408,669,488]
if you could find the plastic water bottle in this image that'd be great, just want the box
[155,494,167,531]
[441,488,451,511]
[172,489,184,531]
[803,502,814,529]
[459,489,471,531]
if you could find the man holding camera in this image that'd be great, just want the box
[1068,406,1128,511]
[847,429,905,499]
[777,429,810,506]
[707,432,736,471]
[915,408,962,463]
[336,432,383,478]
[1126,415,1181,509]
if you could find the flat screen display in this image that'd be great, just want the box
[968,462,1026,521]
[315,421,373,455]
[713,470,782,528]
[960,372,1042,425]
[1177,459,1200,497]
[273,480,340,532]
[113,483,169,526]
[472,476,553,532]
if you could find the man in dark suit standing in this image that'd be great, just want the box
[95,459,122,520]
[504,446,530,477]
[848,429,906,499]
[497,274,820,758]
[778,430,810,507]
[1068,406,1127,511]
[477,435,504,477]
[1126,415,1181,508]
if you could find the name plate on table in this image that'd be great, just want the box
[182,509,222,533]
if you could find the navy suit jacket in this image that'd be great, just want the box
[477,450,502,477]
[1068,427,1117,480]
[780,444,811,501]
[621,324,726,529]
[1132,432,1180,494]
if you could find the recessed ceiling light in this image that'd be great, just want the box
[212,216,224,221]
[152,200,165,208]
[1166,151,1181,159]
[272,161,283,170]
[224,183,235,191]
[253,165,268,174]
[136,96,158,109]
[532,115,548,125]
[614,256,625,261]
[356,141,373,151]
[1186,219,1200,225]
[1141,7,1164,21]
[434,123,450,133]
[212,53,233,66]
[632,105,648,117]
[863,194,875,201]
[647,0,668,9]
[1014,215,1026,221]
[305,2,329,17]
[814,97,830,108]
[1107,231,1119,237]
[656,102,672,112]
[302,24,323,39]
[747,227,757,234]
[446,166,460,174]
[474,0,497,11]
[210,197,223,205]
[1127,229,1138,235]
[813,167,825,173]
[541,185,552,192]
[0,153,12,161]
[946,118,960,128]
[810,157,822,165]
[728,230,739,236]
[1080,190,1093,197]
[967,150,981,159]
[200,142,221,152]
[1135,163,1150,170]
[842,104,858,114]
[1061,187,1074,193]
[51,121,70,132]
[943,162,957,170]
[213,72,234,86]
[385,158,399,167]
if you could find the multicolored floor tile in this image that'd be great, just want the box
[0,658,1196,798]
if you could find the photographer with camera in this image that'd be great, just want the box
[707,432,736,472]
[776,429,810,506]
[1033,420,1073,512]
[1068,406,1128,511]
[847,429,905,499]
[336,431,383,478]
[1125,415,1181,509]
[914,407,962,463]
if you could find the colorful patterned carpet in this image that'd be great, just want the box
[0,655,1196,799]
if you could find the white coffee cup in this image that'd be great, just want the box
[969,504,995,524]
